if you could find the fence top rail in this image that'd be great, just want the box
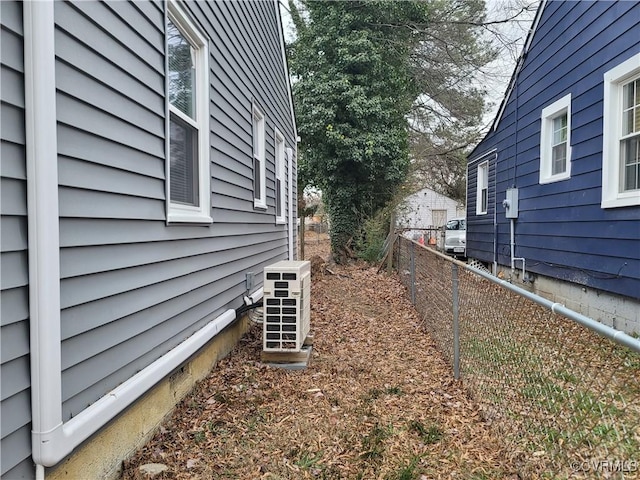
[399,237,640,354]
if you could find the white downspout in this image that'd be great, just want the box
[22,1,256,471]
[23,1,63,476]
[30,307,238,467]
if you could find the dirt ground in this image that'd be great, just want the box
[122,233,514,480]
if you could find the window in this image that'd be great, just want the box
[275,129,286,223]
[602,53,640,208]
[622,79,640,191]
[446,219,466,231]
[166,1,211,223]
[252,105,266,209]
[476,161,488,215]
[540,94,571,184]
[432,209,446,228]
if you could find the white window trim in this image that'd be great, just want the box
[476,161,488,215]
[287,146,295,259]
[252,104,267,209]
[166,1,211,224]
[274,128,286,224]
[539,93,571,184]
[602,52,640,209]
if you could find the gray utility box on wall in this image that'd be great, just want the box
[504,187,519,219]
[263,260,311,352]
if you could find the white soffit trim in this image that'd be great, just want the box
[468,148,498,166]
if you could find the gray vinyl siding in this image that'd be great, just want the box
[1,1,33,478]
[54,0,297,428]
[0,1,296,472]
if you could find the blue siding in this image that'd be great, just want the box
[467,151,497,264]
[467,0,640,299]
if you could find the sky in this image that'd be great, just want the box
[479,0,540,123]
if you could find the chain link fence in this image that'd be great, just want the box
[395,236,640,479]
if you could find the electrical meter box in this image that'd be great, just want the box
[505,188,519,219]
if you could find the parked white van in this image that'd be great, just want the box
[444,218,466,257]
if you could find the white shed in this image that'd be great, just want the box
[397,187,464,234]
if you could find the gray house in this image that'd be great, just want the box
[0,1,297,478]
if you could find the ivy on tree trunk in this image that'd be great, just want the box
[288,0,495,263]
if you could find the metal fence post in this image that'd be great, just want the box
[452,263,460,380]
[410,242,416,305]
[403,239,640,470]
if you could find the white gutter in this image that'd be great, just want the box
[23,1,259,470]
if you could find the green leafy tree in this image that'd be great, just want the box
[289,1,426,262]
[288,0,497,262]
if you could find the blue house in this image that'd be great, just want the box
[466,0,639,334]
[1,1,297,478]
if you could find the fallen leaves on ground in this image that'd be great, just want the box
[122,234,514,479]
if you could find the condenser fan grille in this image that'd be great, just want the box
[262,261,311,352]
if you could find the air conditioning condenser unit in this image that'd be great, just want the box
[263,260,311,353]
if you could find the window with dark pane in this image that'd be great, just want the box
[170,114,198,205]
[276,178,282,217]
[478,162,488,214]
[253,154,262,203]
[551,113,567,175]
[275,131,285,220]
[621,78,640,192]
[167,18,199,206]
[252,108,265,204]
[168,19,195,119]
